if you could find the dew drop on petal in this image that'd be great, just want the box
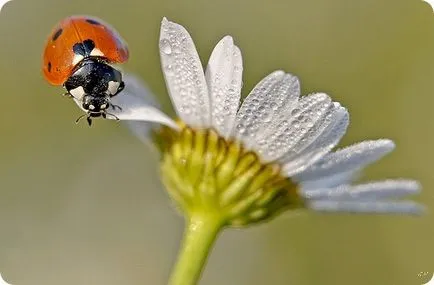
[173,46,181,54]
[262,112,272,123]
[237,124,246,134]
[160,39,172,55]
[165,65,174,76]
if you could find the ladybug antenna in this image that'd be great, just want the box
[75,114,86,124]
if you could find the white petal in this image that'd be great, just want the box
[302,180,421,200]
[299,169,359,190]
[281,104,349,176]
[159,18,211,128]
[256,92,332,162]
[233,71,300,148]
[115,75,179,140]
[296,139,395,181]
[72,74,178,130]
[205,36,243,138]
[307,200,424,215]
[110,78,177,128]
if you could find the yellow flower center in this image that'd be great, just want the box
[156,125,304,227]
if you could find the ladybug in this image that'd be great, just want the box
[42,15,129,125]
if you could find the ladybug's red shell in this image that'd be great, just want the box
[42,16,129,86]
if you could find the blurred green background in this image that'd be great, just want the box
[0,0,433,284]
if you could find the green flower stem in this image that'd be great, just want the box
[168,214,223,285]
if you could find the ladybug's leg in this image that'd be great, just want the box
[118,81,125,93]
[110,103,123,111]
[75,113,86,124]
[86,116,93,126]
[104,111,120,121]
[62,84,74,98]
[75,113,93,126]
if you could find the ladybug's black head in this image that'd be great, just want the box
[75,94,122,126]
[82,95,110,113]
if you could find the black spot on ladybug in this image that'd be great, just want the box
[86,19,101,25]
[52,28,63,41]
[73,43,85,56]
[73,39,96,56]
[47,62,52,72]
[83,39,96,53]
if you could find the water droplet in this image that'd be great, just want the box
[262,112,272,122]
[291,108,300,116]
[181,106,191,115]
[173,46,181,54]
[237,124,246,134]
[160,39,172,54]
[165,65,174,76]
[247,124,256,133]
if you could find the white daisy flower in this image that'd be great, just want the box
[102,18,423,225]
